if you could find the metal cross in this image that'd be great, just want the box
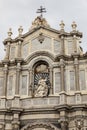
[36,6,46,18]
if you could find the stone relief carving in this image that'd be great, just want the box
[30,16,50,30]
[34,77,48,97]
[75,118,84,130]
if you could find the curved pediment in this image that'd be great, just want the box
[21,122,60,130]
[23,51,56,65]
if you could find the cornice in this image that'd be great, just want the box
[70,30,83,38]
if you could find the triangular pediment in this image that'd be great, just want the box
[22,26,60,41]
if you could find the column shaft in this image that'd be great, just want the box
[60,66,65,91]
[73,35,77,53]
[15,70,20,95]
[74,57,79,91]
[15,63,21,95]
[49,67,53,94]
[28,69,32,96]
[61,36,65,55]
[17,41,21,58]
[75,64,80,91]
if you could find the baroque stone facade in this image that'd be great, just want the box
[0,15,87,130]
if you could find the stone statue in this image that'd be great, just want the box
[34,77,48,97]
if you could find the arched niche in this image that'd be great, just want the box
[33,60,50,97]
[28,56,54,96]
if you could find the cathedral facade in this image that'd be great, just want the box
[0,15,87,130]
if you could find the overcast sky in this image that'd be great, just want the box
[0,0,87,59]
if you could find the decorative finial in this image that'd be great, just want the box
[18,26,23,36]
[71,21,77,31]
[36,6,46,18]
[60,20,65,31]
[8,28,12,38]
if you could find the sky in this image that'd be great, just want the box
[0,0,87,59]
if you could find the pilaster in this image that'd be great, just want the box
[11,109,22,130]
[73,34,77,53]
[17,38,23,58]
[28,68,32,97]
[59,58,65,91]
[2,62,9,97]
[15,59,23,96]
[49,67,53,94]
[73,54,80,91]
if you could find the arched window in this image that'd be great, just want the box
[33,61,50,97]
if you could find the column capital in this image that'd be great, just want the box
[59,59,65,67]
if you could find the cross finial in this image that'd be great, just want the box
[36,6,46,18]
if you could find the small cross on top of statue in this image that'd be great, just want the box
[36,6,46,18]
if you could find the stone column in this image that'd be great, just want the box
[17,41,21,58]
[17,38,23,58]
[73,56,80,91]
[49,67,53,94]
[12,113,20,130]
[15,62,21,95]
[32,69,34,97]
[73,35,77,53]
[3,64,8,96]
[60,35,65,55]
[28,68,32,96]
[60,59,65,91]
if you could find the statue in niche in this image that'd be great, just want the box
[34,76,49,97]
